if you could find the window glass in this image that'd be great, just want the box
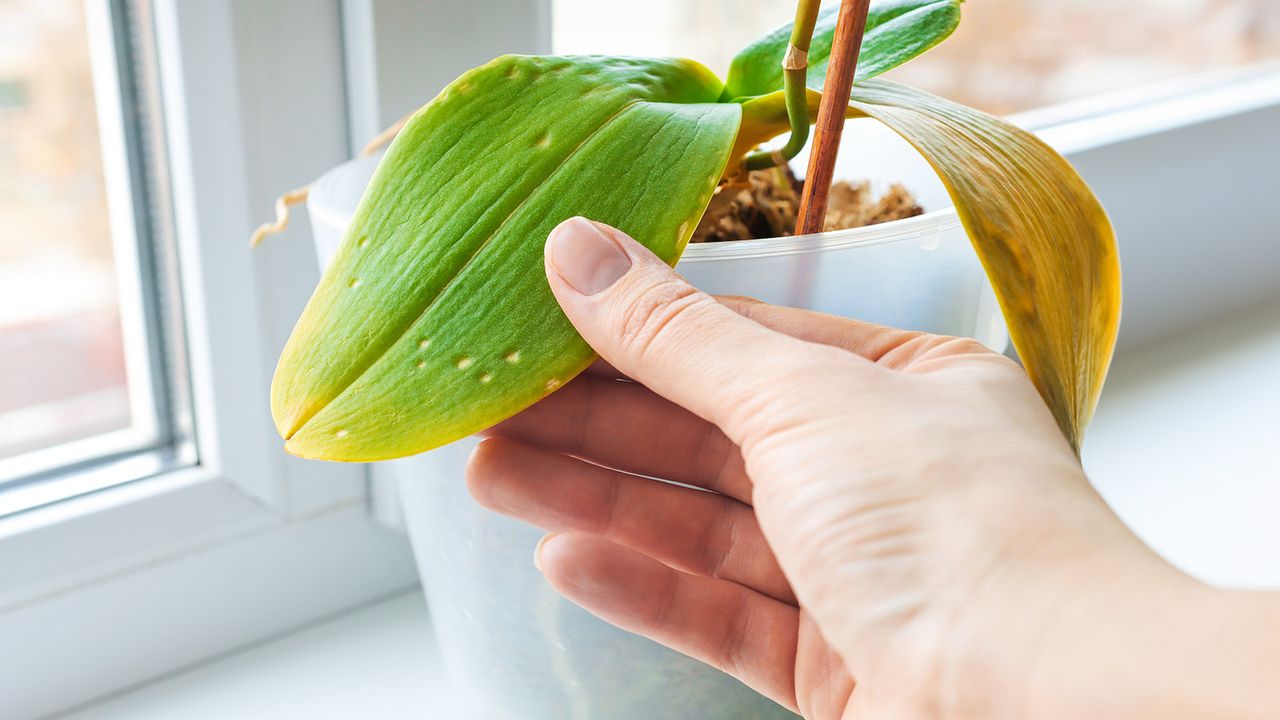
[0,0,187,507]
[0,0,131,461]
[553,0,1280,113]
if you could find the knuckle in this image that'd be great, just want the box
[713,591,752,675]
[591,474,624,536]
[697,512,737,580]
[934,335,993,357]
[611,278,710,360]
[889,333,998,367]
[712,294,765,318]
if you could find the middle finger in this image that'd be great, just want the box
[468,437,794,604]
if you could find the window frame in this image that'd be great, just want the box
[1021,61,1280,349]
[0,2,429,717]
[0,0,187,499]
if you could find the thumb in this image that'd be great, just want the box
[544,216,836,435]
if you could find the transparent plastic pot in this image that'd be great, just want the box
[306,119,1006,719]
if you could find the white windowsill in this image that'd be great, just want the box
[1083,298,1280,588]
[59,591,456,720]
[55,299,1280,719]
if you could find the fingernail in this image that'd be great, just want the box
[533,532,557,572]
[547,217,632,295]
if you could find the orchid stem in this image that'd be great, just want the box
[744,0,822,171]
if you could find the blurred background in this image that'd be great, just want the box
[556,0,1280,112]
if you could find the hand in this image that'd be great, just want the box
[465,217,1280,719]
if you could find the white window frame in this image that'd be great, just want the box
[0,1,447,717]
[0,0,1274,717]
[0,0,174,500]
[1019,62,1280,349]
[2,1,553,715]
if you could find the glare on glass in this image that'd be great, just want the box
[0,0,148,470]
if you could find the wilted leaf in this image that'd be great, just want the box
[847,79,1121,449]
[273,56,739,461]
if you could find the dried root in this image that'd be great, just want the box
[251,113,413,248]
[249,186,310,248]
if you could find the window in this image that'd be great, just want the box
[0,0,191,513]
[0,3,417,716]
[553,0,1280,113]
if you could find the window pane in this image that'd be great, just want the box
[0,0,188,506]
[552,0,1280,113]
[0,0,133,461]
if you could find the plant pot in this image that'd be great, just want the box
[305,119,1005,719]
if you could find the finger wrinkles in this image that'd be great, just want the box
[590,460,625,537]
[880,334,996,372]
[688,416,745,500]
[608,275,712,365]
[488,374,754,502]
[711,586,756,678]
[468,439,795,603]
[644,558,683,631]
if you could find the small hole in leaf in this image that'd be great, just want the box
[545,379,561,391]
[418,338,431,350]
[358,237,370,248]
[533,133,551,148]
[456,357,474,370]
[348,278,361,288]
[479,373,493,384]
[504,351,521,364]
[506,65,520,79]
[335,429,349,438]
[416,360,426,369]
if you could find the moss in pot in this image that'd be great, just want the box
[255,2,1120,716]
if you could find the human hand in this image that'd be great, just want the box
[465,218,1253,719]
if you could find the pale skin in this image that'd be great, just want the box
[466,217,1280,719]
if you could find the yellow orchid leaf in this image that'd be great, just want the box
[847,79,1121,450]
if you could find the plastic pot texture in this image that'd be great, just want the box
[305,119,1005,719]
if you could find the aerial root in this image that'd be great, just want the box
[250,113,412,248]
[249,186,310,247]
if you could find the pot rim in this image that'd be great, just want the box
[679,207,961,262]
[308,152,963,263]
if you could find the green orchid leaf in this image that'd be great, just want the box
[273,55,739,461]
[723,0,960,100]
[846,79,1121,450]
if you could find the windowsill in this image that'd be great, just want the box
[60,590,458,720]
[55,299,1280,719]
[1083,297,1280,588]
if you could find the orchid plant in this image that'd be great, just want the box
[264,0,1121,462]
